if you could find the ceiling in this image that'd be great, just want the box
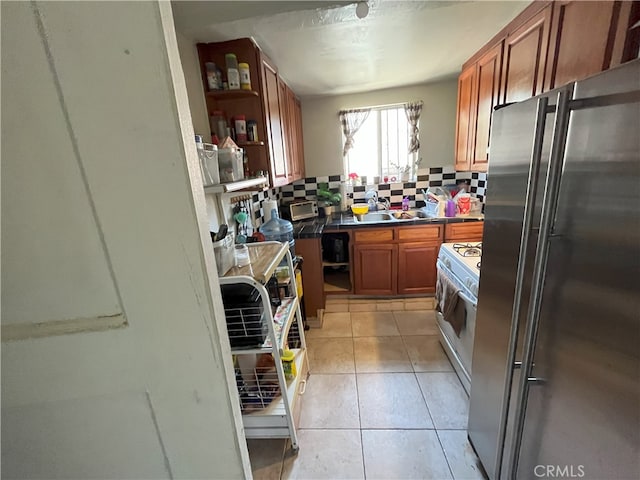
[172,1,529,97]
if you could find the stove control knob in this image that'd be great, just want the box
[444,258,451,269]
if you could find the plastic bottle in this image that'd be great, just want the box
[238,63,252,90]
[259,208,295,259]
[210,110,227,140]
[402,196,410,211]
[445,199,456,217]
[235,115,247,143]
[247,120,258,142]
[225,53,240,90]
[281,349,297,380]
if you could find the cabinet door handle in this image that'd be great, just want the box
[298,379,307,395]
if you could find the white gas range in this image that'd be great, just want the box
[438,242,482,298]
[435,242,482,395]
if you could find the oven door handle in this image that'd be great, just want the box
[458,290,477,309]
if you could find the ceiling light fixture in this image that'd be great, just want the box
[356,1,369,19]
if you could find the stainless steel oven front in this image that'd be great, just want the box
[435,258,477,395]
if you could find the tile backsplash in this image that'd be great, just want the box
[250,167,488,228]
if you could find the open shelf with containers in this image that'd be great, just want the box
[197,37,305,188]
[219,241,309,451]
[321,232,352,294]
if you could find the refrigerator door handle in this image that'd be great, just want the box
[505,89,573,480]
[494,96,550,479]
[527,376,546,385]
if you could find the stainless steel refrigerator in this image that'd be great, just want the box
[468,59,640,480]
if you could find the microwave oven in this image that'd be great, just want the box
[288,200,318,221]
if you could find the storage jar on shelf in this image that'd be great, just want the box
[239,62,252,90]
[225,53,240,90]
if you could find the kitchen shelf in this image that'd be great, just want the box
[322,261,349,267]
[241,349,307,424]
[204,176,268,193]
[229,296,299,354]
[321,232,352,294]
[237,141,265,147]
[219,241,308,450]
[224,242,288,283]
[206,89,260,100]
[323,273,351,292]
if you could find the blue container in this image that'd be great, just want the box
[259,208,295,258]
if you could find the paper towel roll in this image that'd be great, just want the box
[263,199,279,223]
[339,182,348,213]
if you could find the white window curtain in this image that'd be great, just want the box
[404,101,423,153]
[339,108,371,157]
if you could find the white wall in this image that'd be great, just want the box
[1,2,249,478]
[175,31,225,230]
[176,30,212,143]
[301,79,458,177]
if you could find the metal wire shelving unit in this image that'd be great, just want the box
[219,241,309,451]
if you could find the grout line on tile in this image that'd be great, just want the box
[414,370,437,430]
[352,310,366,479]
[399,334,417,375]
[296,426,365,430]
[435,429,457,480]
[360,428,367,480]
[357,426,438,430]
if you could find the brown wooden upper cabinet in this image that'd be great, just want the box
[545,1,618,91]
[197,38,305,187]
[283,82,305,184]
[454,64,476,172]
[501,6,552,104]
[454,1,639,172]
[261,55,288,186]
[455,42,503,173]
[472,42,503,172]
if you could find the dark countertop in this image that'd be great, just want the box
[292,211,484,239]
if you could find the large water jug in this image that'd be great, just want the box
[259,208,295,259]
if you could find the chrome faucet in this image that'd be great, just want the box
[365,189,390,211]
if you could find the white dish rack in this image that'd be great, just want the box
[423,200,446,217]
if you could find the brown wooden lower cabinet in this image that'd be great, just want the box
[296,238,324,319]
[397,242,440,295]
[352,243,397,295]
[444,222,484,242]
[353,224,446,295]
[332,221,483,296]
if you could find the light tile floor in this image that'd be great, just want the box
[247,297,486,480]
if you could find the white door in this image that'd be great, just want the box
[1,2,250,478]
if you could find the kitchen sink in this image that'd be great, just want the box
[353,209,440,224]
[354,212,397,223]
[392,209,435,220]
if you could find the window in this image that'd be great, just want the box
[344,106,414,180]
